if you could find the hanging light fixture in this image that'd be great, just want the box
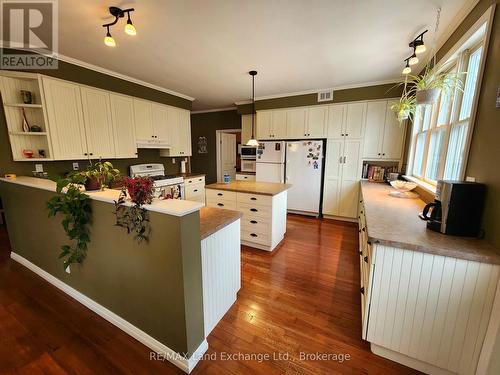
[408,48,419,66]
[246,70,260,147]
[410,30,428,55]
[402,58,411,75]
[102,6,136,47]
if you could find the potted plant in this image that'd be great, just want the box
[407,66,465,105]
[114,176,155,243]
[81,160,120,191]
[390,93,416,124]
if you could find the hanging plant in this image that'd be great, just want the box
[407,66,465,105]
[390,91,416,125]
[114,176,154,243]
[47,175,91,269]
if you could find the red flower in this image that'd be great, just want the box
[123,176,154,205]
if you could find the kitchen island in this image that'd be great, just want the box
[205,181,291,251]
[358,181,500,375]
[0,176,241,374]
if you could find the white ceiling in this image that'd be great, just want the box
[56,0,474,110]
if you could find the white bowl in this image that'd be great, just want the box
[390,180,417,192]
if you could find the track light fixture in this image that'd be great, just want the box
[408,49,419,66]
[102,6,136,47]
[410,30,428,55]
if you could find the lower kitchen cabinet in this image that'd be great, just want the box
[184,175,205,204]
[235,173,256,181]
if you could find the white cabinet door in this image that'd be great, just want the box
[133,99,154,141]
[151,103,171,144]
[363,100,386,159]
[339,179,359,218]
[345,102,366,138]
[307,106,327,138]
[179,109,192,156]
[286,108,307,139]
[42,77,88,159]
[342,139,362,181]
[256,111,272,139]
[110,93,137,158]
[272,110,287,138]
[324,140,343,179]
[382,102,406,159]
[326,104,345,139]
[80,87,115,159]
[323,179,341,216]
[241,114,252,145]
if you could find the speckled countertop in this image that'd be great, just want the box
[199,207,242,240]
[205,181,291,196]
[360,181,500,264]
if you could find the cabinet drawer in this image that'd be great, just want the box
[206,198,237,210]
[206,189,237,201]
[237,202,271,218]
[237,192,272,207]
[185,176,205,185]
[235,174,256,181]
[241,229,271,246]
[185,183,205,198]
[240,217,270,234]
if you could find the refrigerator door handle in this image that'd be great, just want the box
[339,156,343,164]
[343,156,347,163]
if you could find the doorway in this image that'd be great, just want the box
[216,129,241,183]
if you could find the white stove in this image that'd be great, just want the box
[129,163,185,200]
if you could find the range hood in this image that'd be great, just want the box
[136,140,171,149]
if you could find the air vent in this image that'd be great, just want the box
[317,91,333,102]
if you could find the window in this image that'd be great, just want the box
[408,42,484,185]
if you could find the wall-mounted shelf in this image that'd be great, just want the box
[9,131,48,136]
[4,103,43,108]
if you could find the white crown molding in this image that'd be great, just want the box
[234,78,399,105]
[10,251,207,374]
[191,106,237,114]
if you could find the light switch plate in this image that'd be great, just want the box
[172,158,176,164]
[73,162,79,171]
[466,176,476,182]
[35,164,43,173]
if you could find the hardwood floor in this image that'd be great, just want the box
[0,216,420,374]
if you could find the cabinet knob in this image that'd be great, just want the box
[250,220,258,224]
[378,153,381,156]
[341,133,344,136]
[217,193,223,196]
[345,133,348,136]
[250,233,258,237]
[250,208,258,212]
[382,153,385,156]
[84,153,88,156]
[250,197,257,200]
[89,153,93,156]
[194,189,198,192]
[217,203,224,207]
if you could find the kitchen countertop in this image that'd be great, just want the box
[178,173,206,180]
[360,181,500,264]
[205,181,291,196]
[0,176,203,217]
[199,207,242,240]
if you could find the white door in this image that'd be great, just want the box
[80,87,115,159]
[220,133,236,181]
[151,103,171,144]
[306,106,327,138]
[382,102,406,159]
[256,111,272,140]
[285,141,323,214]
[345,102,366,138]
[256,162,285,183]
[326,104,345,139]
[110,93,137,158]
[133,99,154,142]
[42,77,87,159]
[286,108,307,139]
[342,140,362,181]
[256,141,285,163]
[324,140,343,179]
[272,110,287,138]
[363,100,386,158]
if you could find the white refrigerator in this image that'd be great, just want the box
[285,140,324,215]
[255,141,286,183]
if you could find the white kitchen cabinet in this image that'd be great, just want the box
[42,77,88,160]
[241,114,253,145]
[286,108,307,138]
[342,140,362,180]
[326,104,345,139]
[80,87,115,159]
[323,179,341,216]
[326,102,366,139]
[306,106,327,138]
[256,111,272,139]
[160,107,192,157]
[272,110,287,139]
[324,140,343,179]
[133,99,154,142]
[110,93,137,158]
[339,179,360,218]
[235,173,256,181]
[362,100,406,160]
[151,103,171,145]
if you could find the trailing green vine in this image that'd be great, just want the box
[47,175,91,269]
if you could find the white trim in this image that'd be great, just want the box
[233,79,399,105]
[191,107,237,114]
[10,251,208,374]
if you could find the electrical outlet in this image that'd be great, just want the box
[35,164,43,173]
[65,265,71,274]
[172,158,176,164]
[466,176,476,182]
[73,162,79,171]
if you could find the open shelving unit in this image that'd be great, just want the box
[0,71,53,161]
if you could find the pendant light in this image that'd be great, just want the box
[246,70,259,147]
[402,58,411,75]
[408,48,419,66]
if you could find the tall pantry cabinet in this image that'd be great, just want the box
[323,103,366,219]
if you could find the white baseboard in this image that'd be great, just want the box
[10,252,207,374]
[241,240,273,251]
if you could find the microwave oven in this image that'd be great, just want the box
[240,145,257,159]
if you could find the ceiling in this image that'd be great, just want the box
[56,0,474,110]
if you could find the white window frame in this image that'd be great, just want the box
[406,5,495,192]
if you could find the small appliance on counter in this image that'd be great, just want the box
[419,180,486,237]
[130,163,185,200]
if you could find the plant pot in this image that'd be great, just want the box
[84,177,101,191]
[416,88,441,105]
[397,109,410,123]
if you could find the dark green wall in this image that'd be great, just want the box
[237,83,403,114]
[0,48,191,178]
[190,110,241,184]
[0,181,205,357]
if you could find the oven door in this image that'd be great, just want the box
[241,160,256,172]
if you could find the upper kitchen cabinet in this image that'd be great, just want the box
[362,100,406,160]
[160,107,192,157]
[326,102,366,139]
[151,103,172,145]
[80,86,115,159]
[42,77,88,160]
[256,111,271,139]
[109,94,137,158]
[326,104,345,139]
[133,99,154,145]
[305,106,327,138]
[286,108,307,138]
[256,110,286,139]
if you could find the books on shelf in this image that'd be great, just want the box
[362,163,398,182]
